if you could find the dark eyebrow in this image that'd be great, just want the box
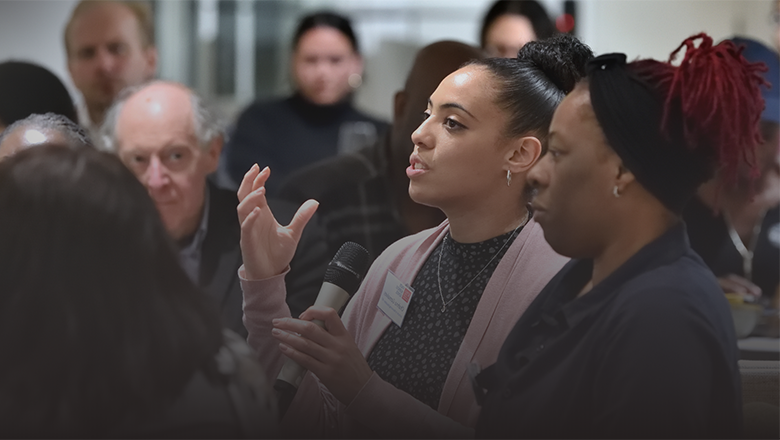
[427,98,478,121]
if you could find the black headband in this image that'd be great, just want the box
[587,53,712,214]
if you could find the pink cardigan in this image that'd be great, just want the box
[242,219,568,438]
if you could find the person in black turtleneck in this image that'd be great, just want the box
[222,11,388,195]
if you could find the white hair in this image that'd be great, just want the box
[100,80,223,153]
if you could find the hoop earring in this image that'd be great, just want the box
[348,73,362,88]
[613,185,621,198]
[506,170,512,187]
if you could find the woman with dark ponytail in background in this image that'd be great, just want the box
[476,34,765,438]
[237,35,592,438]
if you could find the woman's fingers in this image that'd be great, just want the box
[299,305,349,336]
[277,341,322,374]
[272,323,330,369]
[238,165,270,202]
[272,309,345,359]
[252,166,271,192]
[287,199,319,242]
[273,315,335,348]
[237,163,260,202]
[237,186,269,224]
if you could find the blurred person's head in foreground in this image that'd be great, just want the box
[102,80,222,241]
[480,0,555,58]
[64,0,157,126]
[0,113,91,160]
[0,61,78,132]
[0,144,224,437]
[527,34,767,259]
[290,11,363,106]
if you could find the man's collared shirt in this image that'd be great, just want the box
[178,188,210,284]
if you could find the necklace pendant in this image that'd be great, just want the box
[441,304,446,312]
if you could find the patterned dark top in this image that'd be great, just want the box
[367,226,521,409]
[277,134,409,260]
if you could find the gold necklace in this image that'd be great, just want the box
[436,211,529,312]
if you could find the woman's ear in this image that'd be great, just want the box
[614,163,636,194]
[506,136,543,174]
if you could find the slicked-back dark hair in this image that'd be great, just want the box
[480,0,555,48]
[0,145,223,437]
[292,10,359,54]
[469,34,593,148]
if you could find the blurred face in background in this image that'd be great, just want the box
[292,26,362,106]
[483,14,537,58]
[114,84,220,241]
[66,2,156,122]
[747,121,780,203]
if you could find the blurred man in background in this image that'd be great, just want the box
[64,0,157,142]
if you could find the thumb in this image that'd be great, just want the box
[287,199,319,242]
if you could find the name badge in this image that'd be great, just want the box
[377,270,415,327]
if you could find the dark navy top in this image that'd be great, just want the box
[223,93,388,195]
[476,223,742,439]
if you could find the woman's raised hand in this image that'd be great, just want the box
[237,164,319,280]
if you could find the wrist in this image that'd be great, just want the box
[240,264,290,281]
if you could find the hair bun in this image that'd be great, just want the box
[519,34,593,93]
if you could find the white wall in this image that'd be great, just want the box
[579,0,777,61]
[0,0,80,103]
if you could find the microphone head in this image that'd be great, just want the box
[323,242,370,295]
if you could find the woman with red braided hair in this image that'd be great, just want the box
[474,34,766,438]
[684,37,779,308]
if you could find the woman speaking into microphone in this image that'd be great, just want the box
[236,35,592,438]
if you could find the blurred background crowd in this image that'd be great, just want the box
[1,0,777,128]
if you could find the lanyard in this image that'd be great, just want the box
[724,210,765,281]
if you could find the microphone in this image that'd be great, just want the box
[274,242,370,418]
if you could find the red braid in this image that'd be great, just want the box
[632,33,768,185]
